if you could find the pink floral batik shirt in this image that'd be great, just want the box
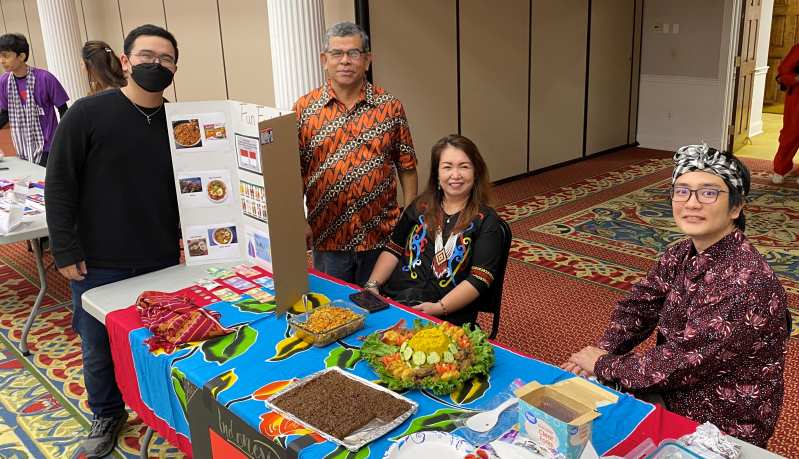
[594,230,789,447]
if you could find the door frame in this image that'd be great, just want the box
[723,0,745,153]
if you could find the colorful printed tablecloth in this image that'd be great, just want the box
[106,267,697,458]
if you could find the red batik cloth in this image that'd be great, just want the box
[136,290,234,353]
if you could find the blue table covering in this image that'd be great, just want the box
[123,272,653,457]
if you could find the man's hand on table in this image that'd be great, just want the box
[58,261,87,281]
[560,345,608,378]
[560,360,592,378]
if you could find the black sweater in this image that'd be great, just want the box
[45,89,180,269]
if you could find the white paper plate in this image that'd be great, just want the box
[383,431,476,459]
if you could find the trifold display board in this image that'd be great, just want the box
[165,101,308,315]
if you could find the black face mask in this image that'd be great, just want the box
[130,62,174,92]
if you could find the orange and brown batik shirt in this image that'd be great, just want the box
[294,80,416,252]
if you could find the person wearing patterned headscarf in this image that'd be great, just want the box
[562,144,789,447]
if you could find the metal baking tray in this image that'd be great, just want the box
[264,367,418,452]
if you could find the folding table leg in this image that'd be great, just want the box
[140,427,154,459]
[20,238,47,356]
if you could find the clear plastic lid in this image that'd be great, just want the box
[646,440,706,459]
[288,299,367,346]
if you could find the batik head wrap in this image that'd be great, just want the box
[671,143,746,195]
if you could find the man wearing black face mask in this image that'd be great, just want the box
[45,24,179,459]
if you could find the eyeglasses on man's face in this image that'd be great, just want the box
[670,186,728,204]
[325,48,367,61]
[131,50,176,68]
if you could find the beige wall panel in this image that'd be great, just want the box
[530,0,588,170]
[586,0,634,155]
[460,0,528,181]
[24,0,46,69]
[629,0,643,144]
[219,0,274,106]
[324,0,355,30]
[73,0,87,44]
[117,0,166,35]
[641,0,724,78]
[370,1,458,181]
[80,0,124,52]
[1,1,26,34]
[1,0,35,64]
[117,0,176,101]
[164,0,226,101]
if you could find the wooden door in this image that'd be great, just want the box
[766,0,799,106]
[731,0,762,152]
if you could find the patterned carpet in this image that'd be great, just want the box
[0,147,795,458]
[0,259,182,457]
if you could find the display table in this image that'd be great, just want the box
[0,157,67,355]
[82,264,782,459]
[81,262,239,323]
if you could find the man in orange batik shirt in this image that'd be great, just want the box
[293,21,417,286]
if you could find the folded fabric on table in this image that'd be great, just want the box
[136,290,234,353]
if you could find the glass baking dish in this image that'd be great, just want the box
[289,299,367,346]
[646,440,706,458]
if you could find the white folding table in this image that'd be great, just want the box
[81,262,239,325]
[0,156,69,355]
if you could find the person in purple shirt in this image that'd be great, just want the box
[562,144,789,448]
[0,33,69,166]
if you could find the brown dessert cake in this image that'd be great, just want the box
[271,370,411,440]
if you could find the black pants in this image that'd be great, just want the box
[70,263,174,416]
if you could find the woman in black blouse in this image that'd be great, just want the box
[364,134,503,326]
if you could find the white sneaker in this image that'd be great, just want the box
[771,173,784,184]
